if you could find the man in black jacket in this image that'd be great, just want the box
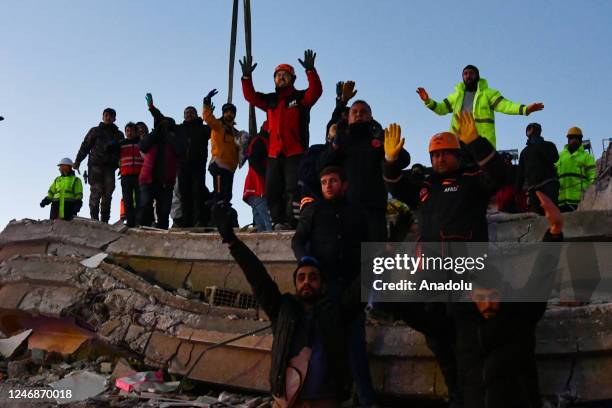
[74,108,124,222]
[516,122,559,215]
[146,93,210,227]
[213,203,363,408]
[453,192,563,408]
[383,113,506,407]
[320,100,410,241]
[292,165,375,406]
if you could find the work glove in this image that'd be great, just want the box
[40,197,51,208]
[336,81,344,99]
[341,81,357,102]
[145,93,154,108]
[416,87,429,102]
[203,89,218,107]
[453,112,478,144]
[74,199,83,215]
[298,49,316,71]
[212,202,237,244]
[239,56,257,77]
[536,191,563,235]
[526,102,544,115]
[384,123,405,162]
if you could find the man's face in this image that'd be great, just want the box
[295,266,323,302]
[431,149,460,175]
[462,68,478,89]
[222,109,236,124]
[137,124,148,138]
[348,102,372,125]
[471,287,502,319]
[184,107,198,122]
[59,164,71,175]
[125,126,135,139]
[320,173,347,200]
[568,136,581,148]
[274,70,292,88]
[102,112,116,125]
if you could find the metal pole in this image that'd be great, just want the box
[227,0,239,104]
[244,0,257,136]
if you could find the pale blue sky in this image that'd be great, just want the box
[1,0,611,228]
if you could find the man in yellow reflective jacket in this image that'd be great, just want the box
[417,65,544,148]
[556,126,596,212]
[40,158,83,220]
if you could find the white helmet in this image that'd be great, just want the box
[57,157,74,166]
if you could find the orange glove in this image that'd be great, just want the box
[416,87,429,102]
[536,191,563,235]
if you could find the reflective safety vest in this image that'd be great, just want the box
[425,78,529,148]
[556,145,596,207]
[47,173,83,219]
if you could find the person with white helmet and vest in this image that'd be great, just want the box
[40,158,83,220]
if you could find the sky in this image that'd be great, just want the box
[1,0,611,229]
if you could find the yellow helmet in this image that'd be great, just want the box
[566,126,583,138]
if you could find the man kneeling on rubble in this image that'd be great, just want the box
[213,203,362,408]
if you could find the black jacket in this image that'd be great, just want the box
[149,106,210,169]
[75,122,125,168]
[452,231,563,408]
[516,137,559,191]
[229,239,362,400]
[385,137,505,241]
[297,143,327,200]
[320,120,410,210]
[292,197,368,285]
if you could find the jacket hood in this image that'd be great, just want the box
[456,78,488,92]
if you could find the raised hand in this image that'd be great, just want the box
[298,49,316,71]
[341,80,357,102]
[454,111,478,144]
[145,93,154,107]
[384,123,405,162]
[416,87,429,102]
[536,191,563,235]
[203,89,218,107]
[336,81,344,99]
[239,56,258,77]
[526,102,544,115]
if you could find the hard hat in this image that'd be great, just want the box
[57,157,74,166]
[428,132,461,153]
[567,126,583,138]
[274,63,295,77]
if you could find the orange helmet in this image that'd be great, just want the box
[274,63,295,77]
[428,132,461,153]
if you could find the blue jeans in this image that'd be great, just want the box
[246,195,272,232]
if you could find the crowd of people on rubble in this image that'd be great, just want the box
[40,52,600,407]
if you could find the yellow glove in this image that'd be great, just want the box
[453,112,478,144]
[384,123,404,162]
[341,80,357,102]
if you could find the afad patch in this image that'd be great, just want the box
[371,139,382,148]
[287,99,299,108]
[419,187,429,202]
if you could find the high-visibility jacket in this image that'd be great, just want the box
[556,145,596,207]
[47,173,83,219]
[425,78,529,148]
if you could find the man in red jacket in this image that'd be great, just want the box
[240,49,323,229]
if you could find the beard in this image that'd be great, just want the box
[464,78,478,92]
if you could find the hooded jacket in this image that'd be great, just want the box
[555,144,596,207]
[242,69,322,158]
[203,105,240,171]
[516,136,559,191]
[424,78,529,148]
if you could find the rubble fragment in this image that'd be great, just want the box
[0,329,31,358]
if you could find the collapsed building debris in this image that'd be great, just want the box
[0,212,611,405]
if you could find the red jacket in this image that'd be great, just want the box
[243,134,269,201]
[119,139,144,176]
[241,69,322,158]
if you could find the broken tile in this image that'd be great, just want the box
[115,370,163,393]
[49,370,108,404]
[0,329,31,358]
[80,252,109,268]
